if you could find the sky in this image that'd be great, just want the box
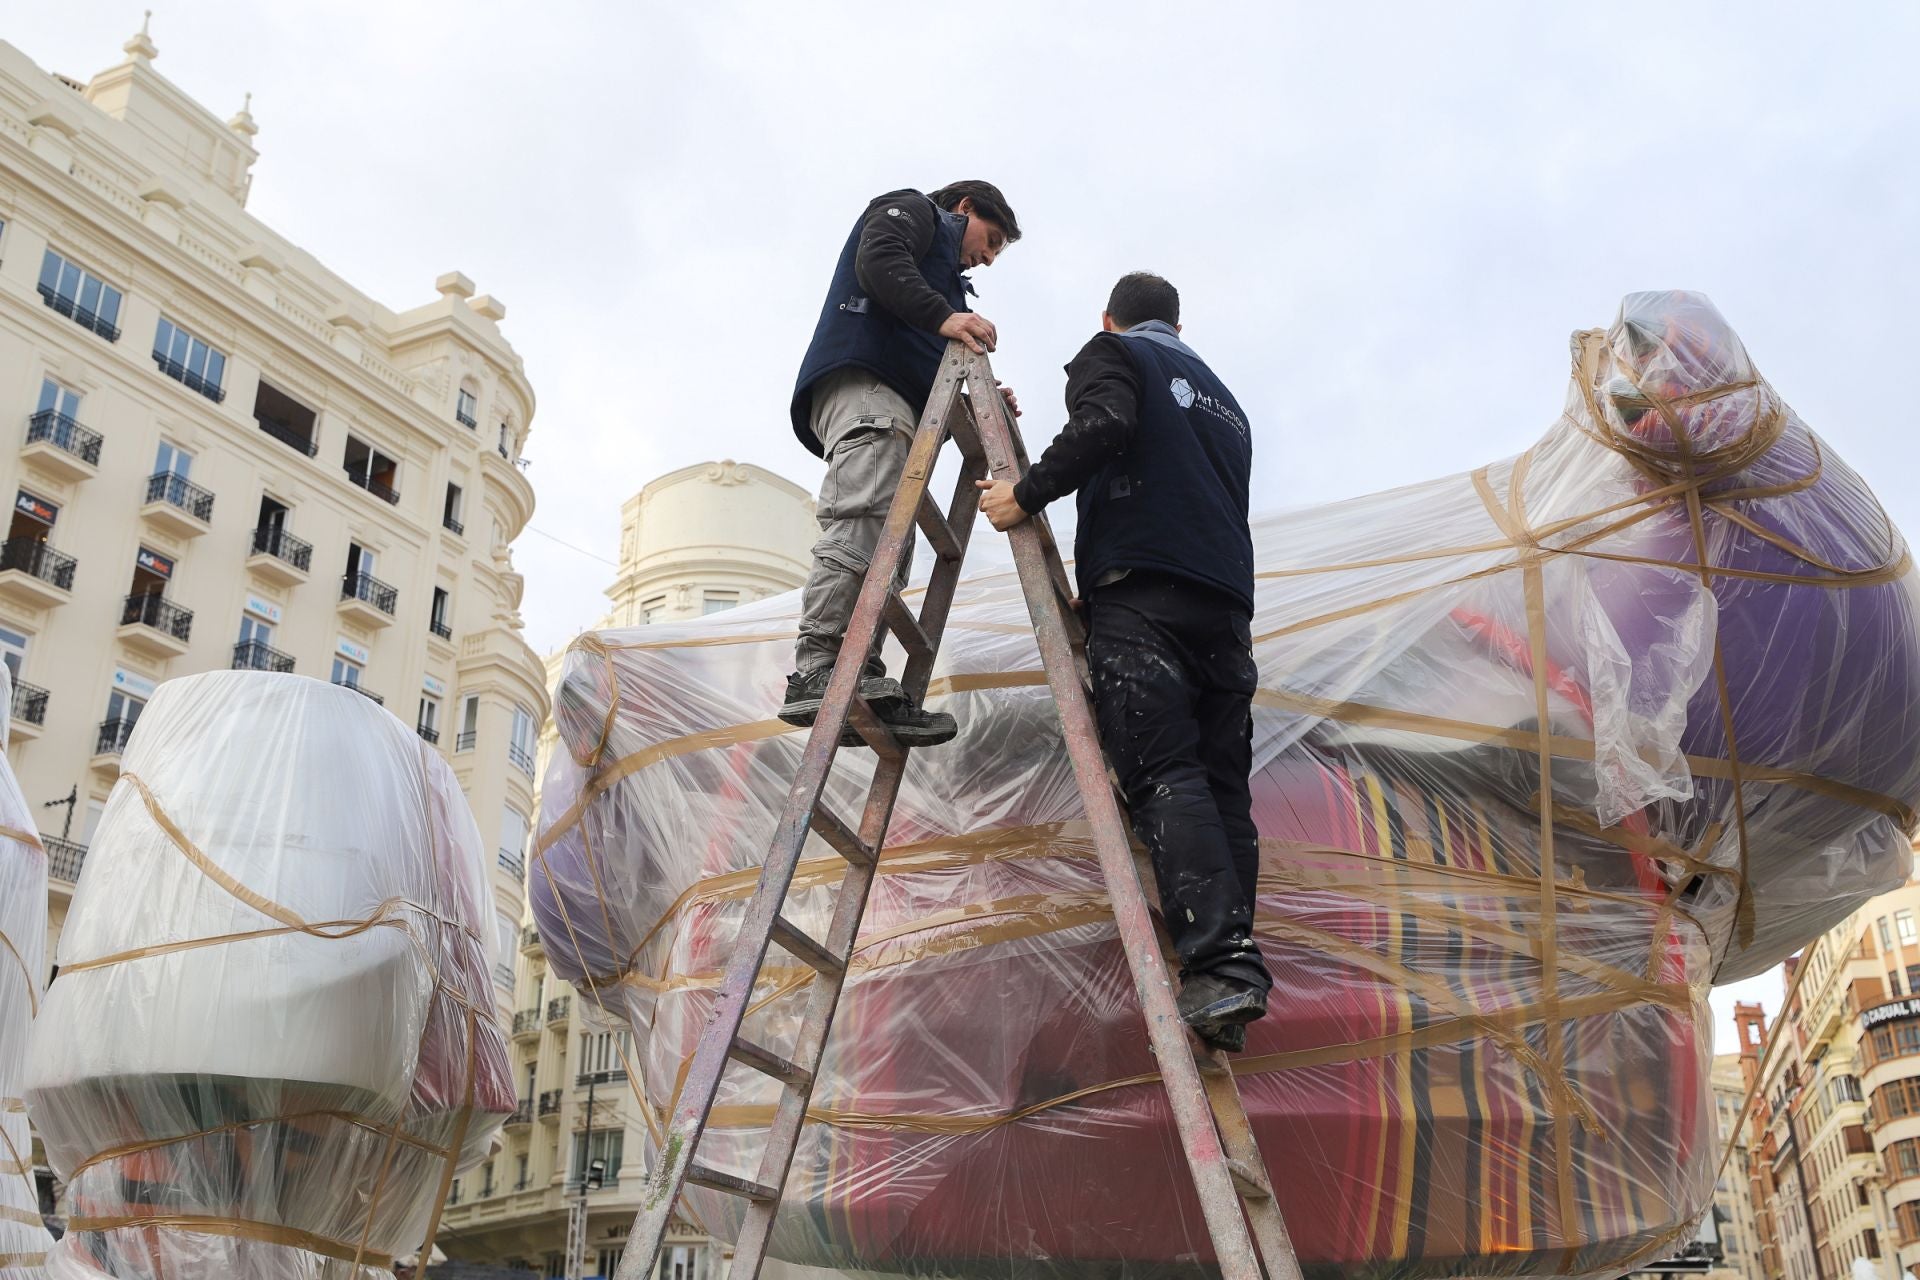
[12,2,1917,1046]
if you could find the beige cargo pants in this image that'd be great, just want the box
[795,370,919,678]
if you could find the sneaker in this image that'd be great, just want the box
[1176,973,1267,1038]
[777,670,910,728]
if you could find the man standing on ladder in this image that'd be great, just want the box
[780,181,1022,746]
[977,272,1270,1051]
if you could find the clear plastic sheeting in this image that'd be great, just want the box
[531,291,1920,1280]
[24,672,513,1279]
[2,667,51,1277]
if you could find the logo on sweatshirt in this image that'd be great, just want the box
[1169,377,1196,408]
[1171,376,1249,440]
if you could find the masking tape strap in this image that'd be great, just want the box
[66,1212,395,1271]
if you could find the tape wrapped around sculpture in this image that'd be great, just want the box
[2,667,53,1277]
[24,672,514,1279]
[531,291,1920,1280]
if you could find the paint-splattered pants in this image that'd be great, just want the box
[1088,570,1270,991]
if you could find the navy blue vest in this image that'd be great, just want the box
[790,196,971,456]
[1075,325,1255,612]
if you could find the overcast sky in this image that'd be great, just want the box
[15,2,1916,1047]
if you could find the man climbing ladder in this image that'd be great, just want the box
[614,340,1303,1280]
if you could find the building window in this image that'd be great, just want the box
[253,381,319,456]
[598,1248,627,1278]
[1896,1201,1920,1245]
[508,704,536,777]
[1873,1076,1920,1125]
[342,435,400,504]
[1897,910,1916,945]
[516,1153,528,1191]
[443,482,464,535]
[498,805,528,878]
[36,377,82,424]
[330,656,363,689]
[580,1029,632,1075]
[497,421,512,459]
[569,1128,623,1187]
[430,586,453,640]
[1892,970,1905,998]
[702,591,740,615]
[494,911,516,989]
[417,696,441,744]
[642,596,666,624]
[457,694,480,751]
[1882,916,1895,949]
[153,316,227,402]
[38,247,123,340]
[455,386,478,429]
[0,626,27,683]
[1867,1020,1920,1067]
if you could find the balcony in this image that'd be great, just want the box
[153,353,225,404]
[430,618,453,642]
[0,538,77,608]
[233,639,295,674]
[538,1089,563,1119]
[44,834,87,884]
[521,924,542,954]
[455,730,477,753]
[23,409,103,481]
[546,996,570,1025]
[417,723,440,745]
[339,571,397,627]
[247,525,312,587]
[504,1098,533,1128]
[443,515,464,537]
[119,593,193,659]
[344,467,400,506]
[38,283,120,342]
[93,716,137,772]
[509,743,536,778]
[456,408,478,430]
[141,472,215,537]
[9,679,49,741]
[511,1008,541,1039]
[333,679,384,706]
[256,414,318,458]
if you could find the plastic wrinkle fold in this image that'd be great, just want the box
[525,290,1920,1280]
[22,672,513,1279]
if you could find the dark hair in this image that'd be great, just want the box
[928,180,1022,242]
[1106,272,1179,328]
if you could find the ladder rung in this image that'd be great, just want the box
[1226,1157,1273,1201]
[916,490,963,562]
[809,803,875,867]
[685,1162,780,1202]
[845,694,905,761]
[883,591,934,662]
[770,913,846,978]
[728,1035,813,1088]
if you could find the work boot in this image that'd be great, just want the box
[1176,973,1267,1044]
[777,669,910,728]
[1196,1022,1247,1055]
[839,689,958,750]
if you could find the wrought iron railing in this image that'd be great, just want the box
[443,515,464,536]
[96,716,138,756]
[38,283,120,341]
[256,415,318,457]
[332,679,384,706]
[456,730,477,752]
[232,639,295,673]
[26,409,103,465]
[251,524,312,571]
[546,997,570,1024]
[344,467,400,505]
[152,353,226,403]
[122,592,193,641]
[340,570,397,615]
[417,723,440,744]
[430,618,453,641]
[145,471,215,522]
[9,680,49,726]
[538,1090,563,1116]
[509,743,536,778]
[43,834,87,883]
[0,538,77,591]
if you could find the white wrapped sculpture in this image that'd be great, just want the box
[24,672,513,1278]
[2,667,51,1276]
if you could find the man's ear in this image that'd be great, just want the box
[1175,323,1183,334]
[954,196,974,217]
[1101,311,1119,333]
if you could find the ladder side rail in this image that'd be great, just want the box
[962,350,1272,1280]
[615,363,966,1280]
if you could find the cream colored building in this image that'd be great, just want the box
[438,461,812,1276]
[1715,1051,1765,1280]
[0,18,549,1208]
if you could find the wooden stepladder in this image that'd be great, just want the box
[614,342,1304,1280]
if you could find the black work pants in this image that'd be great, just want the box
[1087,571,1270,992]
